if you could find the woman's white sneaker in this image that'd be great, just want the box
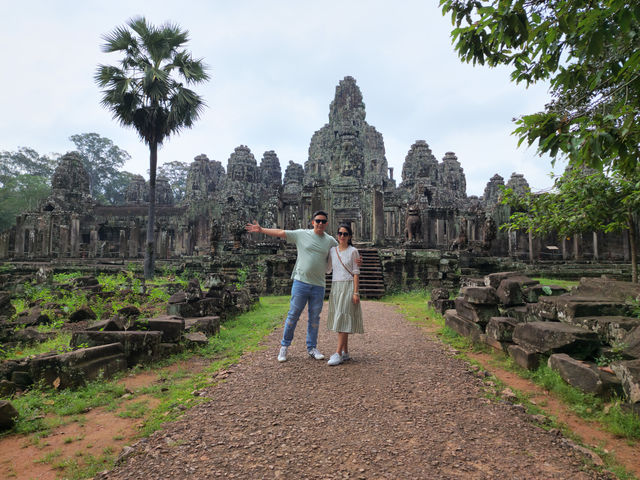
[277,346,288,362]
[327,353,343,366]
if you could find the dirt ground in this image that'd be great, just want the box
[93,301,623,480]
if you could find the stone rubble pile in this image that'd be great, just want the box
[0,273,258,430]
[444,273,640,409]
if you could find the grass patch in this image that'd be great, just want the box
[2,295,290,479]
[532,277,579,290]
[1,332,73,360]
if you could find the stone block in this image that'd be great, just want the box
[69,306,97,322]
[480,334,511,353]
[0,379,16,397]
[167,301,201,318]
[86,318,125,332]
[197,297,223,317]
[30,342,127,389]
[71,331,162,367]
[133,316,184,343]
[526,298,559,321]
[484,272,522,289]
[567,316,640,345]
[184,331,209,346]
[554,297,633,324]
[184,316,220,337]
[496,279,525,306]
[13,327,56,344]
[428,299,455,315]
[159,342,184,357]
[548,354,604,395]
[16,308,50,327]
[0,292,15,317]
[486,317,519,343]
[622,325,640,359]
[507,344,541,370]
[454,298,498,325]
[10,371,32,387]
[168,291,186,304]
[444,309,482,342]
[513,321,600,359]
[461,286,499,305]
[501,306,528,323]
[610,359,640,403]
[522,284,567,303]
[0,400,18,430]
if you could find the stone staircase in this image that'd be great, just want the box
[326,247,385,299]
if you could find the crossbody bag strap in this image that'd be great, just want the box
[334,247,354,277]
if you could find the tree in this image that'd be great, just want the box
[440,1,640,176]
[157,160,190,202]
[0,148,59,230]
[69,133,131,203]
[501,167,640,282]
[96,17,209,278]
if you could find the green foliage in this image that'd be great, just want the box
[0,147,59,229]
[0,333,72,361]
[68,133,132,204]
[440,0,640,176]
[157,160,190,201]
[533,277,579,290]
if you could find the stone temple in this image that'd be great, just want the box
[0,77,633,263]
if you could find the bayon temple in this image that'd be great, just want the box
[0,77,634,266]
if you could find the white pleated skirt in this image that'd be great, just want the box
[327,280,364,334]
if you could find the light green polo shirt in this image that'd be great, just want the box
[285,229,338,287]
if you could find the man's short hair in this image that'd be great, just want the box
[311,210,328,220]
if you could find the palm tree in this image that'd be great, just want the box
[95,17,209,278]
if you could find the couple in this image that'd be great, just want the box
[245,210,363,366]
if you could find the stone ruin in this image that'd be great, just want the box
[0,271,258,429]
[1,76,635,264]
[437,274,640,412]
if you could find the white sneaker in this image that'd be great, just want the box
[277,346,288,362]
[341,351,351,361]
[307,347,325,360]
[327,352,343,366]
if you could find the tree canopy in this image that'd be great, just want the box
[157,160,190,202]
[440,0,640,175]
[501,166,640,281]
[69,133,131,204]
[95,17,209,278]
[0,148,58,231]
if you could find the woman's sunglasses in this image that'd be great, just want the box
[337,231,350,237]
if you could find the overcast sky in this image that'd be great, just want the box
[1,0,564,196]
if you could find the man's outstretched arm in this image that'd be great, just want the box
[245,221,286,239]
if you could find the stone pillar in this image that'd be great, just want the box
[41,216,51,256]
[59,225,69,257]
[372,189,384,246]
[15,216,25,257]
[593,231,599,260]
[562,237,568,260]
[119,230,127,258]
[0,232,8,259]
[129,224,140,258]
[27,230,35,257]
[89,230,98,258]
[436,219,445,248]
[528,231,534,263]
[70,214,80,257]
[573,234,581,260]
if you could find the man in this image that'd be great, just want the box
[246,210,337,362]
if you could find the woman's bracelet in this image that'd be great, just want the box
[353,292,360,296]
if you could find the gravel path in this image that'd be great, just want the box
[100,301,613,480]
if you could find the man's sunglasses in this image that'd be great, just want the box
[313,219,328,224]
[337,232,350,237]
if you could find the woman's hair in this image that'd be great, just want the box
[337,223,354,246]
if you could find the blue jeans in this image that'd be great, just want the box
[281,280,325,349]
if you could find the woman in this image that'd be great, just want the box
[325,223,364,366]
